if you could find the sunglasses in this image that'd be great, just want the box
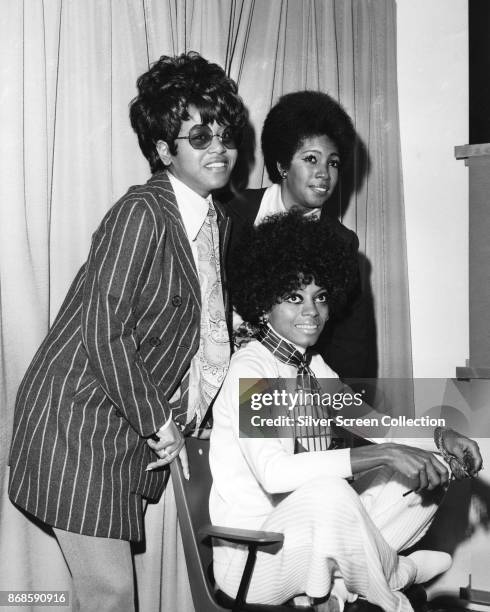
[174,124,241,150]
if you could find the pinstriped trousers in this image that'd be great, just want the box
[213,467,442,612]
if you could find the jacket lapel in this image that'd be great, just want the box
[222,188,265,224]
[215,200,232,316]
[149,172,201,307]
[149,172,232,324]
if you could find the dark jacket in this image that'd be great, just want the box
[9,171,231,542]
[223,188,370,380]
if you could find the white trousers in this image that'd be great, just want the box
[214,467,443,612]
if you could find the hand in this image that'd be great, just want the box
[383,443,450,492]
[146,420,190,479]
[441,429,483,478]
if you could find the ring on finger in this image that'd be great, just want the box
[164,448,180,462]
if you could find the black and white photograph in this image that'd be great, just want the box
[0,1,489,611]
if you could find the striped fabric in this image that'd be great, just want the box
[8,171,230,542]
[257,325,332,450]
[215,472,431,612]
[210,342,441,611]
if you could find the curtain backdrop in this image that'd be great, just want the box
[0,1,412,610]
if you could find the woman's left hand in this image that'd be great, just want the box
[442,430,483,477]
[146,420,190,479]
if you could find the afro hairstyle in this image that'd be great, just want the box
[229,211,359,326]
[261,90,356,183]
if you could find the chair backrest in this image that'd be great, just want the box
[170,436,230,612]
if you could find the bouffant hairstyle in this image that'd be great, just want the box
[230,211,358,325]
[129,51,247,173]
[261,90,356,183]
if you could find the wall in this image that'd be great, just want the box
[397,0,469,379]
[398,4,490,602]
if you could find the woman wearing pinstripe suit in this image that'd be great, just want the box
[8,52,247,612]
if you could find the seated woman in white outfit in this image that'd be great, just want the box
[209,212,482,612]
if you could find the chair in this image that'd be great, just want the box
[170,437,432,612]
[170,436,313,612]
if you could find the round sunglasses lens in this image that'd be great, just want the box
[221,128,240,149]
[188,126,213,149]
[185,125,242,149]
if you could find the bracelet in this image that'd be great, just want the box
[434,427,451,459]
[434,426,472,479]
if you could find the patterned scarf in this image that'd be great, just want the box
[187,201,230,429]
[257,325,332,451]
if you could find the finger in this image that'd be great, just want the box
[468,443,483,474]
[147,436,180,453]
[150,433,185,455]
[156,429,180,445]
[450,444,467,465]
[147,437,173,452]
[179,446,190,480]
[158,439,185,463]
[424,459,442,490]
[146,457,168,471]
[450,457,467,480]
[146,432,185,467]
[156,449,170,461]
[429,455,450,486]
[450,440,482,476]
[146,446,180,470]
[157,440,181,457]
[416,467,428,492]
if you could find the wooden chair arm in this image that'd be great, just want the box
[199,524,284,610]
[199,524,284,546]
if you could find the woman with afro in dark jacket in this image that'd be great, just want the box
[224,91,369,379]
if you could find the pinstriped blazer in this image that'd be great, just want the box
[8,171,231,542]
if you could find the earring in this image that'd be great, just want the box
[281,170,288,179]
[259,312,269,325]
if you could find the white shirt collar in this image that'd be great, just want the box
[167,171,210,242]
[255,184,285,225]
[255,183,321,225]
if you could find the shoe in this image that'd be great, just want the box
[406,551,452,584]
[313,594,342,612]
[293,594,313,607]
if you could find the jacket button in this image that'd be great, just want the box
[149,337,161,347]
[171,295,182,307]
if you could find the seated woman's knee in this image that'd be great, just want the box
[298,476,357,507]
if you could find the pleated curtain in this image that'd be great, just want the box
[0,1,412,610]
